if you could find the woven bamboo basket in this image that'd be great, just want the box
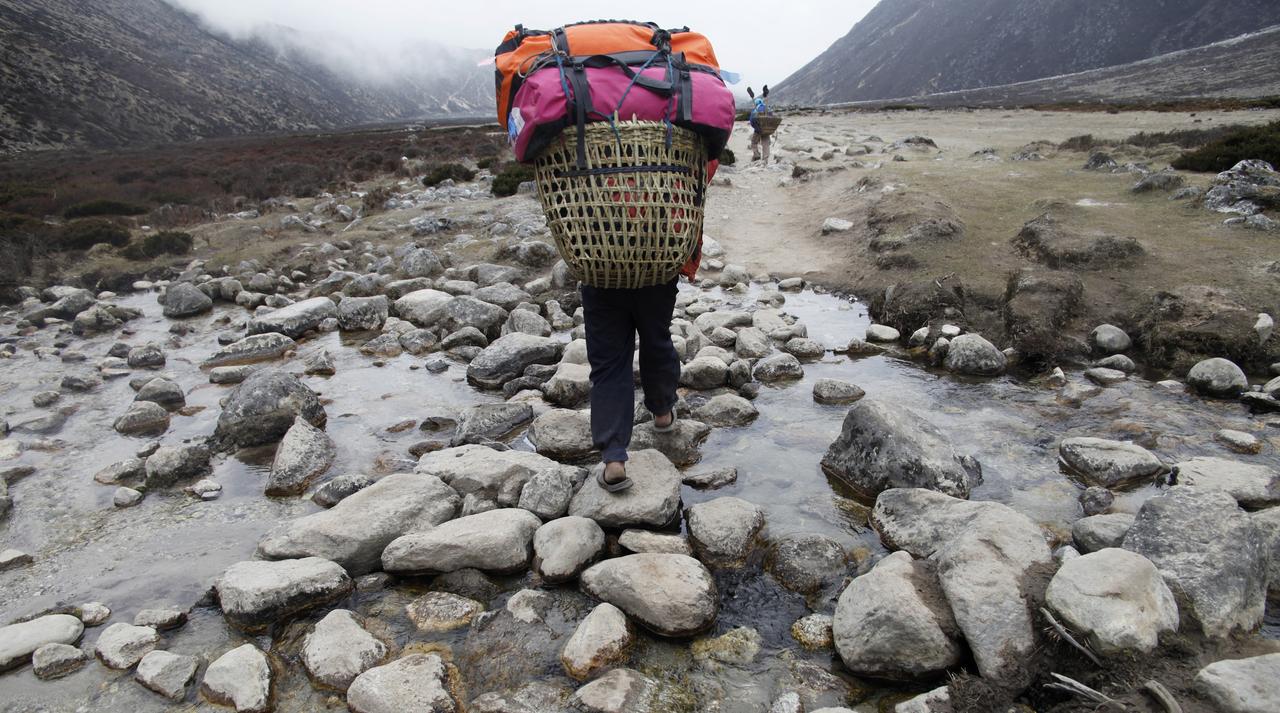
[534,120,707,289]
[754,115,782,137]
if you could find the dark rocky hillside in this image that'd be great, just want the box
[0,0,493,154]
[774,0,1280,105]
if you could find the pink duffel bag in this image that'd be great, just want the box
[508,58,736,163]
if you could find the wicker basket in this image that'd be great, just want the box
[534,120,707,290]
[754,115,782,137]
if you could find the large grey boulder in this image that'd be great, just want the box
[833,551,962,680]
[347,653,459,713]
[0,614,84,672]
[393,289,452,328]
[442,295,508,340]
[337,295,389,331]
[1045,548,1178,655]
[679,356,728,389]
[519,463,588,520]
[1071,513,1135,553]
[821,400,982,501]
[943,333,1006,376]
[382,508,542,575]
[214,370,326,448]
[1194,653,1280,713]
[1256,506,1280,600]
[691,393,759,427]
[543,362,591,407]
[533,516,605,583]
[579,554,718,637]
[450,403,534,445]
[1090,324,1131,354]
[162,282,213,318]
[765,533,848,594]
[266,417,335,496]
[144,443,211,489]
[416,444,579,505]
[214,557,354,632]
[560,602,634,680]
[201,644,272,713]
[528,408,595,461]
[247,296,337,338]
[568,449,682,528]
[753,353,804,383]
[1058,437,1166,489]
[302,609,387,691]
[1187,357,1248,398]
[685,497,765,566]
[466,333,563,389]
[1122,486,1268,639]
[400,248,444,278]
[260,473,458,575]
[629,419,712,467]
[1173,457,1280,508]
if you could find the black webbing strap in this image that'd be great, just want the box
[677,69,693,122]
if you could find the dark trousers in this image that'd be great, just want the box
[580,278,681,463]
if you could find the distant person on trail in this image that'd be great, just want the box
[748,85,772,163]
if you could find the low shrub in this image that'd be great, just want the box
[56,219,130,251]
[1123,124,1247,149]
[63,199,149,219]
[1058,134,1113,152]
[423,163,476,187]
[122,231,193,260]
[0,213,49,301]
[491,163,535,197]
[1172,121,1280,172]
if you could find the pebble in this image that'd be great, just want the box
[113,487,143,508]
[790,613,834,649]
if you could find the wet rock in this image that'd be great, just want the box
[136,650,199,700]
[406,591,484,633]
[895,686,951,713]
[1173,456,1280,509]
[813,379,865,405]
[311,473,376,507]
[943,333,1006,376]
[1187,357,1248,398]
[209,365,257,384]
[162,282,213,318]
[247,296,337,338]
[685,496,765,566]
[753,352,804,383]
[833,551,962,680]
[382,508,542,575]
[347,653,459,713]
[1093,354,1135,372]
[417,444,579,504]
[144,443,211,488]
[214,557,354,632]
[580,554,717,637]
[337,295,390,331]
[394,289,452,328]
[259,473,459,575]
[77,602,111,627]
[1079,486,1114,516]
[1072,513,1135,553]
[0,614,84,672]
[1058,437,1166,489]
[72,305,124,335]
[1194,652,1280,713]
[449,403,533,446]
[1046,548,1178,655]
[1012,214,1144,269]
[266,418,335,496]
[679,356,729,389]
[214,370,326,448]
[1084,367,1126,386]
[682,466,737,490]
[302,609,387,690]
[31,643,88,680]
[619,529,692,555]
[821,399,983,501]
[790,613,834,650]
[569,449,681,528]
[691,393,759,427]
[94,623,159,669]
[528,408,595,461]
[114,400,170,435]
[201,644,272,713]
[467,333,563,390]
[1216,429,1263,454]
[561,602,633,680]
[765,533,848,594]
[61,373,103,392]
[1122,486,1267,638]
[543,362,591,407]
[134,608,187,631]
[134,377,185,410]
[865,324,900,342]
[533,516,605,582]
[771,692,805,713]
[784,337,826,360]
[503,308,552,337]
[568,667,656,712]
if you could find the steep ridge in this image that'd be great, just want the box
[774,0,1280,105]
[0,0,492,154]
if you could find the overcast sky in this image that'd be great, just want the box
[167,0,879,89]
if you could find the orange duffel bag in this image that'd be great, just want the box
[494,20,722,130]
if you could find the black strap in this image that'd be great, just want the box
[677,69,693,122]
[580,53,674,95]
[569,60,593,169]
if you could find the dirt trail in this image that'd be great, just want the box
[703,108,1280,328]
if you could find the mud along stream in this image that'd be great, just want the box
[2,113,1279,713]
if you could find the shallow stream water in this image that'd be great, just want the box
[0,282,1276,712]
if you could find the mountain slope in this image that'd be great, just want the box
[0,0,493,154]
[774,0,1280,105]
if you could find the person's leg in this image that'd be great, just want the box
[762,135,771,163]
[750,132,761,161]
[581,284,637,472]
[633,278,681,426]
